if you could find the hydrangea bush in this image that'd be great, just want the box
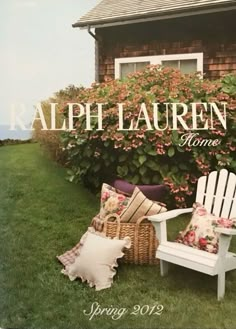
[61,67,236,207]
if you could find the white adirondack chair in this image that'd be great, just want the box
[149,169,236,300]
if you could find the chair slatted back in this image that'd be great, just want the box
[196,169,236,218]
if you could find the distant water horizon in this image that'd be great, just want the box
[0,125,32,140]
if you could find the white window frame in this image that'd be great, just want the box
[115,53,203,79]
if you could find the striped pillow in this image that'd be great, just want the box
[120,187,167,223]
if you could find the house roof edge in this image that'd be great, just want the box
[72,2,236,29]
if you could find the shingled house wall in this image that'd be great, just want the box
[95,10,236,82]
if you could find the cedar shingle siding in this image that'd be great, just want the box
[96,11,236,81]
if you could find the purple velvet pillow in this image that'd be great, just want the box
[113,179,167,202]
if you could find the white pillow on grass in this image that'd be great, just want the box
[62,228,131,291]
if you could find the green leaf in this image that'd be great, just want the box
[146,160,159,171]
[144,144,152,153]
[139,166,147,176]
[230,161,236,169]
[139,155,147,165]
[119,154,128,162]
[177,146,185,153]
[93,163,101,172]
[168,147,175,157]
[129,165,136,173]
[137,148,144,155]
[102,153,109,160]
[145,149,157,156]
[84,148,93,157]
[67,169,74,176]
[104,160,110,167]
[130,175,140,185]
[66,175,75,183]
[172,130,179,142]
[110,154,116,162]
[81,159,91,168]
[152,174,161,184]
[141,175,151,184]
[179,163,188,170]
[117,166,128,177]
[172,166,178,174]
[132,159,140,168]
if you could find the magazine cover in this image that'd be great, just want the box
[1,1,236,329]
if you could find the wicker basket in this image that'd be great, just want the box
[102,214,159,265]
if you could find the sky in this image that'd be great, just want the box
[0,0,99,129]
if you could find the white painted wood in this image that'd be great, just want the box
[149,169,236,300]
[217,272,225,300]
[229,187,236,218]
[115,53,203,78]
[160,260,169,276]
[152,222,167,244]
[148,208,193,222]
[204,171,218,213]
[156,249,217,275]
[161,241,218,259]
[196,175,207,204]
[212,169,229,216]
[224,253,236,272]
[159,221,167,243]
[230,200,236,219]
[158,243,217,267]
[229,175,236,218]
[220,172,236,218]
[218,234,232,257]
[215,228,236,235]
[216,233,232,300]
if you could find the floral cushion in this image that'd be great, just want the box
[176,202,236,253]
[99,183,130,220]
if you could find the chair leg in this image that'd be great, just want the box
[217,271,225,301]
[160,260,169,276]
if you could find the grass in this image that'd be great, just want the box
[0,143,236,329]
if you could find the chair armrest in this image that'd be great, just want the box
[215,228,236,236]
[148,208,193,223]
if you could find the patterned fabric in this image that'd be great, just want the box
[60,228,131,291]
[90,214,104,232]
[57,241,81,267]
[99,183,130,220]
[176,202,236,253]
[120,187,167,223]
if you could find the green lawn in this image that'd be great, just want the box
[0,143,236,329]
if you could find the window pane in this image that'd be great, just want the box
[136,62,150,71]
[180,59,197,74]
[120,63,135,79]
[120,61,150,78]
[162,60,179,69]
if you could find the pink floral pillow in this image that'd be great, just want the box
[99,183,130,220]
[176,203,236,253]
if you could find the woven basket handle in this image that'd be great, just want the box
[135,216,149,226]
[134,216,149,263]
[103,213,121,238]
